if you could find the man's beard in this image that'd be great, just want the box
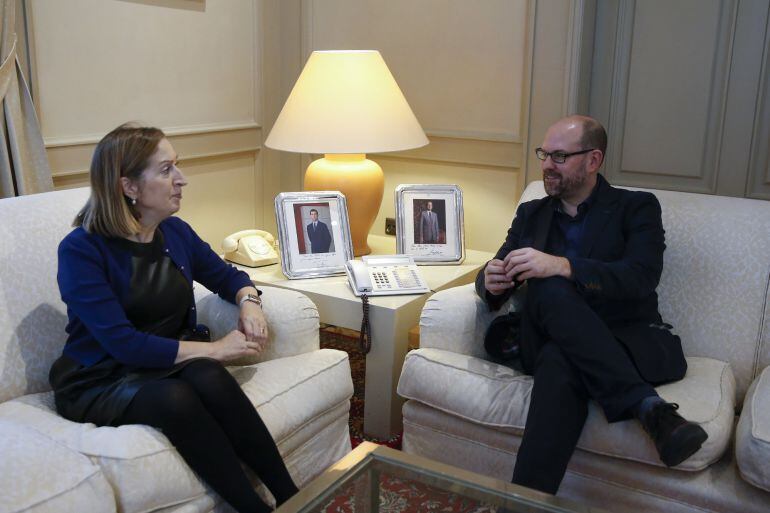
[543,162,588,198]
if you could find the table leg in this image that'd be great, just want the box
[362,299,425,439]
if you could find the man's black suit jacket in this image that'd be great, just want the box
[307,220,332,253]
[475,175,686,385]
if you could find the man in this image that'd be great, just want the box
[419,201,440,244]
[306,208,332,253]
[476,115,707,494]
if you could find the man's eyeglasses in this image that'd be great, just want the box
[535,147,596,164]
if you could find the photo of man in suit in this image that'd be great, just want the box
[419,201,440,244]
[306,208,332,253]
[476,115,706,495]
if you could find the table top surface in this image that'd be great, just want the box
[236,235,494,310]
[276,442,604,513]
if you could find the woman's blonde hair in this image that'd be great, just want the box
[75,123,165,238]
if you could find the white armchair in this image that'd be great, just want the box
[0,187,353,513]
[397,181,770,513]
[736,365,770,492]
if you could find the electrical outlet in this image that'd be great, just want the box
[385,217,396,236]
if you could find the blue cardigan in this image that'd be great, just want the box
[57,216,253,369]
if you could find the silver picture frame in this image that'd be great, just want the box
[395,184,465,264]
[274,191,354,279]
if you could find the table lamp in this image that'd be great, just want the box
[265,50,429,256]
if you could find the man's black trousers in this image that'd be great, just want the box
[511,277,657,494]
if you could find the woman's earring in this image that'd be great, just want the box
[131,198,137,206]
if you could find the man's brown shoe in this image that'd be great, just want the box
[641,402,708,467]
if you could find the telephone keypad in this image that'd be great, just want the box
[372,271,392,290]
[393,268,421,289]
[370,266,423,291]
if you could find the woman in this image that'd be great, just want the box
[49,123,298,513]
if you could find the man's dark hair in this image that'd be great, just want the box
[309,209,318,215]
[579,118,607,165]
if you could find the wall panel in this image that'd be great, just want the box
[29,0,263,248]
[621,0,723,179]
[747,2,770,200]
[588,0,770,199]
[176,153,259,249]
[29,0,257,140]
[295,0,530,251]
[307,0,526,141]
[604,0,734,192]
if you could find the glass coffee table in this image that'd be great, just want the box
[277,442,606,513]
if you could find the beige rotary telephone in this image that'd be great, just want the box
[222,229,278,267]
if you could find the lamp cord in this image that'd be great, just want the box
[359,294,372,354]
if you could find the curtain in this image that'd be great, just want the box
[0,0,52,198]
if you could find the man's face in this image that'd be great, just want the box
[310,211,318,221]
[426,201,433,211]
[540,122,591,199]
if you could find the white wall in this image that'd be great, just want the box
[308,0,526,140]
[32,0,258,140]
[259,0,533,252]
[31,0,574,252]
[30,0,262,248]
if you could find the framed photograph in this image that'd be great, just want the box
[274,191,354,279]
[395,184,465,264]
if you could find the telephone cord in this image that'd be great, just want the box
[359,293,372,354]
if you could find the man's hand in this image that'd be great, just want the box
[503,248,572,282]
[484,258,517,295]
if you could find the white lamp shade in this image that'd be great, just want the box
[265,50,429,154]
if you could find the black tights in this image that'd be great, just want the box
[120,359,298,513]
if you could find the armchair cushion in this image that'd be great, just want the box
[398,348,529,430]
[399,348,735,471]
[736,366,770,491]
[195,285,320,365]
[0,349,352,513]
[0,419,115,513]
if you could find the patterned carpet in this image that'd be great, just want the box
[318,472,501,513]
[318,326,503,513]
[318,325,402,449]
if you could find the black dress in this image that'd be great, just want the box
[50,231,199,426]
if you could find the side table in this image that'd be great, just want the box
[235,234,492,439]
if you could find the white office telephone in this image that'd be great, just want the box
[345,255,430,297]
[222,230,279,267]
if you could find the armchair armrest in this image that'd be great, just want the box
[736,366,770,492]
[420,283,519,358]
[195,285,319,364]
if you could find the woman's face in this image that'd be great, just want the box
[129,138,187,224]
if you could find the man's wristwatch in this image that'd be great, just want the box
[239,293,262,308]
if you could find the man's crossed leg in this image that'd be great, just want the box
[512,277,707,494]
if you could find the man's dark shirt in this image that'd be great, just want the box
[547,182,600,260]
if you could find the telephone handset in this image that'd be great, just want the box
[345,255,430,297]
[222,229,279,267]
